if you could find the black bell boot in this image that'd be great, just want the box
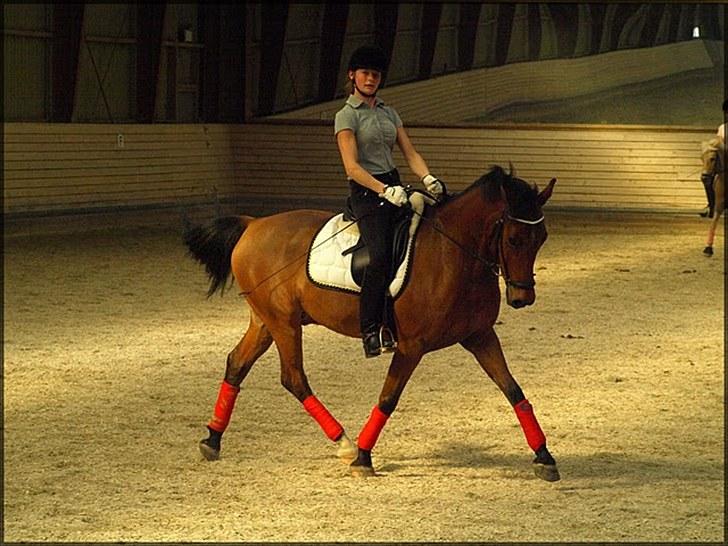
[700,173,715,218]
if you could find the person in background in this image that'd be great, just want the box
[700,99,727,218]
[334,45,445,358]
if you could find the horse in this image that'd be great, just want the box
[700,137,726,257]
[184,165,560,481]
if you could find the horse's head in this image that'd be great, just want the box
[483,166,556,308]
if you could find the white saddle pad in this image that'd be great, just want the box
[306,192,431,299]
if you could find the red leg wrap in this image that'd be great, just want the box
[514,399,546,451]
[358,405,389,451]
[303,395,344,441]
[208,380,240,433]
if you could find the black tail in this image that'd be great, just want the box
[183,216,248,297]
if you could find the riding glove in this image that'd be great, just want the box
[422,174,445,198]
[379,185,409,207]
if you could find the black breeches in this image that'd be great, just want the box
[702,172,716,212]
[349,170,401,333]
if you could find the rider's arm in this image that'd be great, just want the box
[336,129,388,193]
[396,126,430,181]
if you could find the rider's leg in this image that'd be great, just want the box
[349,184,397,358]
[701,172,715,218]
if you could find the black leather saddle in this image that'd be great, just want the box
[341,198,414,288]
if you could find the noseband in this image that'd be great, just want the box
[493,211,544,290]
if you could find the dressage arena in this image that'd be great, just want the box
[2,210,723,542]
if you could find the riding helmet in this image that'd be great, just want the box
[348,45,388,73]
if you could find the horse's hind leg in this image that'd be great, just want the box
[270,320,357,464]
[461,327,560,482]
[200,311,273,461]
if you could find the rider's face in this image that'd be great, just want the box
[349,68,382,96]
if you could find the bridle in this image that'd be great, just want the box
[492,211,544,290]
[411,197,544,289]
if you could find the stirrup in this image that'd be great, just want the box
[380,326,397,353]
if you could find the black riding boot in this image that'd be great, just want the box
[362,327,382,358]
[701,173,715,218]
[362,325,397,358]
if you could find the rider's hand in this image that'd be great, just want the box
[422,174,445,198]
[379,185,409,207]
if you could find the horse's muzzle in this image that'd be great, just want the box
[506,279,535,309]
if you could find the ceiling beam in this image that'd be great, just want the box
[51,3,85,122]
[136,3,166,122]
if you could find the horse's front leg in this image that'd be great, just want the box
[351,351,421,477]
[461,327,560,482]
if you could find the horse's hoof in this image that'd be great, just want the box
[350,447,375,476]
[199,440,220,461]
[350,464,376,478]
[336,433,358,464]
[534,463,560,482]
[703,246,714,257]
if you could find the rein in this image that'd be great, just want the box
[239,191,542,296]
[411,199,543,288]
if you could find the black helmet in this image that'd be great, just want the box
[348,45,388,73]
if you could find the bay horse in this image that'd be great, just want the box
[184,165,560,481]
[701,137,725,257]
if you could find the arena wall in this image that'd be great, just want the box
[3,121,714,233]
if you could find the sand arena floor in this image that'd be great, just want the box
[2,210,724,542]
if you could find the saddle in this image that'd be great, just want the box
[341,199,413,288]
[306,191,433,300]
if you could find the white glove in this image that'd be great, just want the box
[379,185,409,207]
[422,174,444,197]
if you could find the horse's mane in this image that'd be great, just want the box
[469,165,541,218]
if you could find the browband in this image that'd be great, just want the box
[507,214,545,225]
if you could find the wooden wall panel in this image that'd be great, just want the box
[3,121,713,225]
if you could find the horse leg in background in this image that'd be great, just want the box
[200,311,273,460]
[704,175,724,257]
[461,328,560,482]
[270,318,358,464]
[350,351,421,477]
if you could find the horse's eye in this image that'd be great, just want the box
[508,237,520,247]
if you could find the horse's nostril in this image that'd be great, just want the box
[510,299,525,309]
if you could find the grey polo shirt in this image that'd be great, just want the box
[334,95,403,175]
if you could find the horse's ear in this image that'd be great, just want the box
[498,170,510,204]
[537,178,556,206]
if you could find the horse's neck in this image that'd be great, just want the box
[433,189,504,266]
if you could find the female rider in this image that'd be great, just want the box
[334,45,445,358]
